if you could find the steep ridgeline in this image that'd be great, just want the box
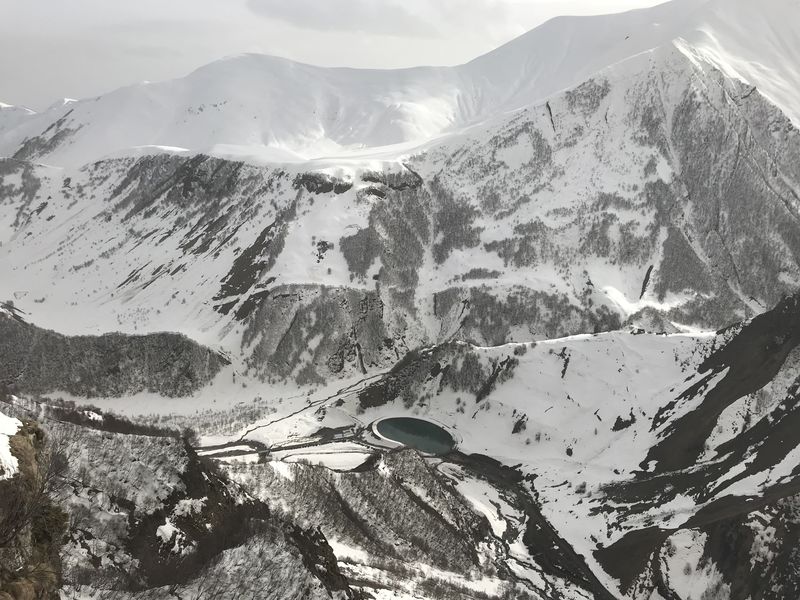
[1,40,799,387]
[1,0,799,167]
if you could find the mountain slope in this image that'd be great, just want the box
[1,0,799,168]
[2,39,799,387]
[2,0,800,598]
[5,292,796,599]
[197,293,800,600]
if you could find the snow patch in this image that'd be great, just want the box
[0,411,22,481]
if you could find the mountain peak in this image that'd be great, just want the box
[0,0,798,168]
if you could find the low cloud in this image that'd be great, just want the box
[0,0,666,108]
[246,0,438,37]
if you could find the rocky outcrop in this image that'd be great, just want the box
[0,417,67,600]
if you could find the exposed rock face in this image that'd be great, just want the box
[697,494,800,599]
[0,417,67,600]
[242,285,397,384]
[2,48,799,388]
[0,312,228,397]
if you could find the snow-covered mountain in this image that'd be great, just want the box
[2,36,799,380]
[1,0,799,168]
[2,0,800,598]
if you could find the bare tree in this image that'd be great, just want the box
[0,421,70,583]
[1,438,59,540]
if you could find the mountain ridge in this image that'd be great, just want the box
[3,1,800,598]
[2,0,799,168]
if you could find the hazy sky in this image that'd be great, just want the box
[0,0,666,110]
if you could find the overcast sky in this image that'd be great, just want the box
[0,0,666,110]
